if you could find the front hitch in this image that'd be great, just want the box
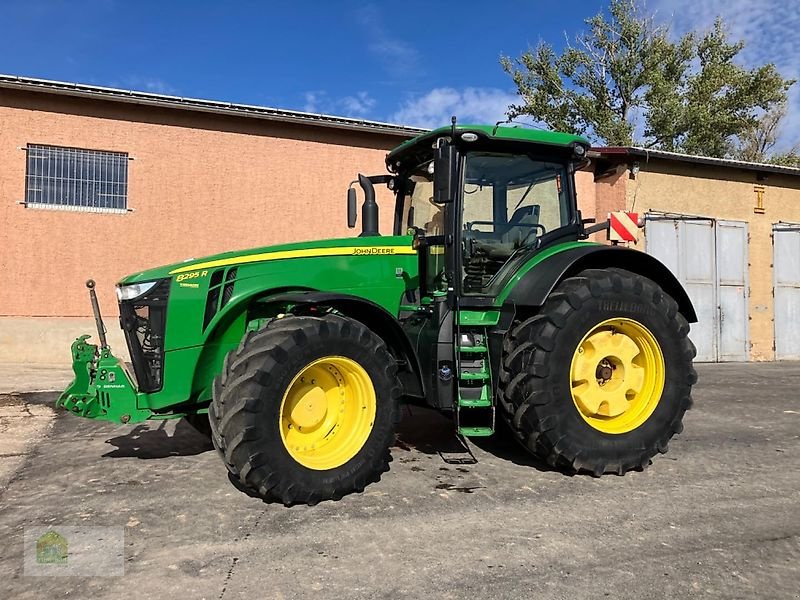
[56,335,148,423]
[55,281,150,424]
[56,334,101,418]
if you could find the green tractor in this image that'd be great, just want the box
[58,122,697,505]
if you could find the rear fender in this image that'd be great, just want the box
[505,246,697,322]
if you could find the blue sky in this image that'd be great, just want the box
[1,0,798,147]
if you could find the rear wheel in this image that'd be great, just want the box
[499,268,696,475]
[210,314,401,505]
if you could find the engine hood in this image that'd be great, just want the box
[118,236,416,285]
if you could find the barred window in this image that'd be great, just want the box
[25,144,129,212]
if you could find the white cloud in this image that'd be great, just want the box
[303,91,324,113]
[302,90,377,117]
[390,87,519,129]
[340,92,377,116]
[355,4,421,78]
[651,0,800,150]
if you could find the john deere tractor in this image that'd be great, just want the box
[58,123,697,505]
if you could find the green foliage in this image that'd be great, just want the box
[768,153,800,168]
[501,0,795,158]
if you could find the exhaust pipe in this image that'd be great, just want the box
[357,173,379,237]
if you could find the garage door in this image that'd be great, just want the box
[644,215,749,362]
[774,224,800,360]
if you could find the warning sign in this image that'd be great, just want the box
[608,211,639,242]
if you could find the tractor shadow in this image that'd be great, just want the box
[99,405,561,473]
[393,404,564,474]
[102,419,214,459]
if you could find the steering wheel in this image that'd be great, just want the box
[466,220,545,240]
[463,221,546,260]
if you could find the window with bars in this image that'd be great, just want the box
[25,144,129,212]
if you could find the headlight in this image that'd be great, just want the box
[116,281,159,302]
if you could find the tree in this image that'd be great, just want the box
[734,102,800,166]
[501,0,795,158]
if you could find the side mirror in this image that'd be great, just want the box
[347,187,357,228]
[433,141,455,204]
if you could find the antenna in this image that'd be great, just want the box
[450,115,457,139]
[495,117,546,133]
[493,119,511,135]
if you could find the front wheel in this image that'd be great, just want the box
[209,314,401,505]
[499,268,696,475]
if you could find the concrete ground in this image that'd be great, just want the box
[0,363,73,394]
[0,363,798,599]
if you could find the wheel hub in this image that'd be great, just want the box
[596,360,614,382]
[288,384,327,430]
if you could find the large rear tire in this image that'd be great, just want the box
[209,314,401,505]
[499,268,696,475]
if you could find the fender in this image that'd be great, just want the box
[266,291,426,399]
[505,245,697,322]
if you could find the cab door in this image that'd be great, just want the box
[396,151,460,411]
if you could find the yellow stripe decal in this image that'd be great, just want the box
[169,245,417,275]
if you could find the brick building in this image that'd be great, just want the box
[1,75,799,364]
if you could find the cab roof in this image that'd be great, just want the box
[386,124,590,166]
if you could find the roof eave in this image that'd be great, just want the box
[0,74,426,138]
[592,146,800,178]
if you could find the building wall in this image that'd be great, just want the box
[574,169,596,220]
[583,165,627,242]
[0,90,401,363]
[626,160,800,360]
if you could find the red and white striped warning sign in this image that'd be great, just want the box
[608,211,639,242]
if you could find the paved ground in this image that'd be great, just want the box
[1,363,798,599]
[0,363,73,394]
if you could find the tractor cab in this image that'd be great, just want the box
[386,125,589,300]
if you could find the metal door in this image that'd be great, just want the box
[715,221,748,361]
[773,224,800,360]
[644,215,748,362]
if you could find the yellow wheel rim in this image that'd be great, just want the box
[279,356,376,470]
[570,318,665,434]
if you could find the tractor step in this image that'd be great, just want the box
[456,325,495,435]
[458,371,490,381]
[457,383,491,407]
[458,426,494,437]
[438,434,478,464]
[457,344,488,353]
[458,397,492,408]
